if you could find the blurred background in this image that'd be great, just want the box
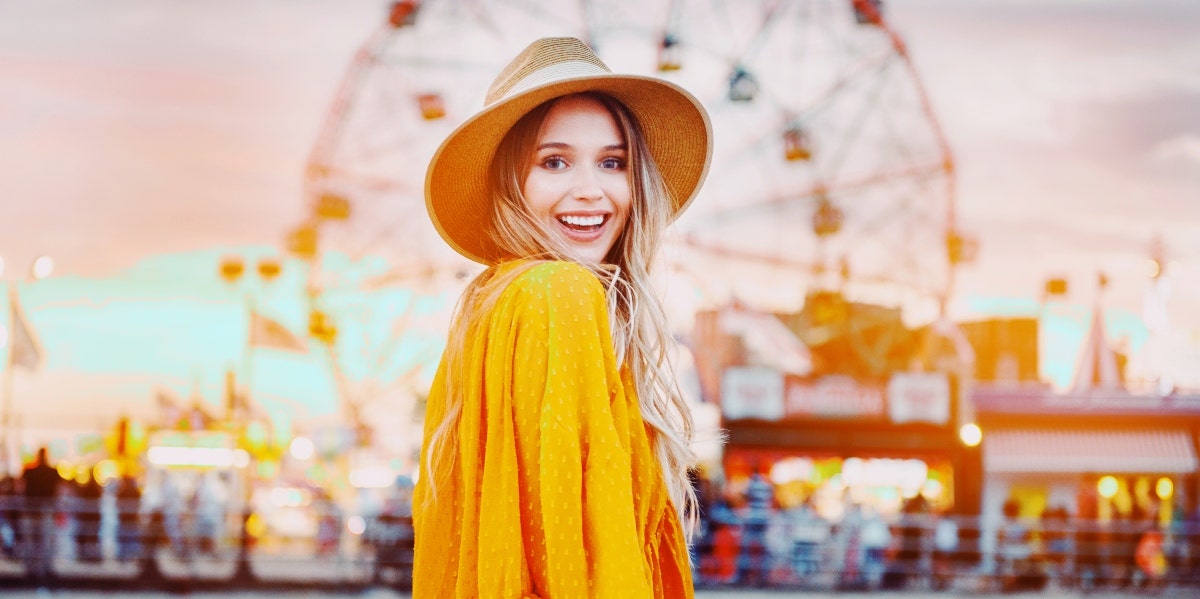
[0,0,1198,593]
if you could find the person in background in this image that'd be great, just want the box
[314,487,342,557]
[0,473,20,558]
[1041,505,1073,587]
[738,472,775,587]
[996,497,1033,591]
[22,447,62,582]
[787,496,829,581]
[371,475,415,587]
[931,509,959,591]
[73,470,104,562]
[191,471,224,556]
[115,474,143,563]
[858,506,892,589]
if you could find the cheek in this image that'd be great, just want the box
[520,174,553,216]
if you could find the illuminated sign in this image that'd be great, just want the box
[146,430,247,468]
[721,366,785,421]
[887,372,951,425]
[785,375,885,419]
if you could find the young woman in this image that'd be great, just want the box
[414,37,712,598]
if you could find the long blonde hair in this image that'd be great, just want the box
[424,92,698,533]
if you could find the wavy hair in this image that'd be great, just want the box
[423,92,699,535]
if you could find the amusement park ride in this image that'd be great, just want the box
[286,0,978,418]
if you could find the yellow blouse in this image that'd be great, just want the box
[413,260,693,598]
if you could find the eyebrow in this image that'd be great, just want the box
[535,142,627,152]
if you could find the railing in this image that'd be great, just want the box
[1,495,1199,592]
[0,494,410,589]
[689,510,1200,592]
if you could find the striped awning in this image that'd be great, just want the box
[985,429,1198,474]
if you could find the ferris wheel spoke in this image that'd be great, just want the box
[693,159,946,226]
[818,54,896,182]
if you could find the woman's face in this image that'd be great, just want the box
[522,95,631,264]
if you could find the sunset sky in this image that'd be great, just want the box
[1,0,1197,441]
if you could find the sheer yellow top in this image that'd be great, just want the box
[413,260,693,598]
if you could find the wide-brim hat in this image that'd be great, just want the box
[425,36,713,265]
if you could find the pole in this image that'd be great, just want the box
[242,292,257,418]
[1,282,16,474]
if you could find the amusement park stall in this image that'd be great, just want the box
[690,304,983,524]
[975,386,1200,536]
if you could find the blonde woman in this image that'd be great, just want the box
[414,37,712,598]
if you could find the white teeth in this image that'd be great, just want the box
[559,214,604,227]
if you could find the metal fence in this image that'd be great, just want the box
[1,496,1199,592]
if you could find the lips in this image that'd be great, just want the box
[556,212,609,241]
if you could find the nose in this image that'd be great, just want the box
[571,165,604,201]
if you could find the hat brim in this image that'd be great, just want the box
[425,74,713,265]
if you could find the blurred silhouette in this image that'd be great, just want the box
[1041,505,1073,586]
[21,446,62,582]
[74,473,103,562]
[835,501,864,589]
[115,474,142,563]
[858,507,891,588]
[931,510,959,591]
[314,487,342,556]
[883,494,929,589]
[738,471,774,587]
[786,496,828,580]
[369,475,414,588]
[995,497,1039,592]
[0,473,19,558]
[191,471,223,556]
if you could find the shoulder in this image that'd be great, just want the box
[504,260,606,304]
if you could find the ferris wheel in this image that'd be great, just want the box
[294,0,970,323]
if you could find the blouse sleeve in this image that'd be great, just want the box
[496,262,654,597]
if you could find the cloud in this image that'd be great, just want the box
[1154,134,1200,166]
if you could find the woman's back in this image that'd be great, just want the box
[414,261,692,598]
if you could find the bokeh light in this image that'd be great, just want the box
[958,423,983,447]
[1097,475,1119,499]
[31,255,54,279]
[1156,477,1174,500]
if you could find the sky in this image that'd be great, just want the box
[1,0,1198,446]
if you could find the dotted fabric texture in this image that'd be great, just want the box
[413,260,693,598]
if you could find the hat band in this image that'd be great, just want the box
[496,60,611,104]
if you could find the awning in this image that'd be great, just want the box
[717,306,812,376]
[985,429,1199,474]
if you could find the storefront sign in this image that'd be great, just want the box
[887,372,950,424]
[721,366,785,421]
[785,375,885,419]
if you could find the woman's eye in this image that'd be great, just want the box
[542,156,568,170]
[600,157,625,170]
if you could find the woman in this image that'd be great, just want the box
[413,37,712,597]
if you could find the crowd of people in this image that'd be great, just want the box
[0,446,235,583]
[689,471,939,590]
[687,471,1200,592]
[4,442,1199,594]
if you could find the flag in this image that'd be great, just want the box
[1071,306,1121,392]
[249,310,307,352]
[9,290,43,371]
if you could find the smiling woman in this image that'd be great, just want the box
[510,93,632,264]
[414,37,712,597]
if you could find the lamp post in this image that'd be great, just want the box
[0,255,54,474]
[218,254,284,584]
[218,255,284,423]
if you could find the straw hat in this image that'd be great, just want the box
[425,36,713,265]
